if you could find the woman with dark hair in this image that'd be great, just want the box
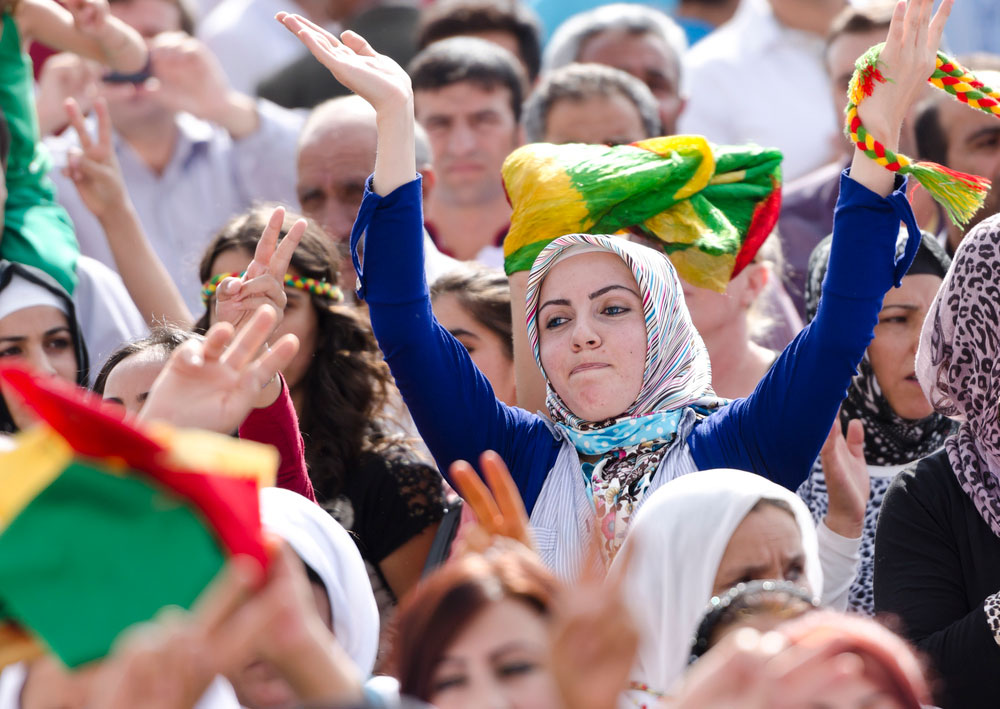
[0,259,88,433]
[198,206,445,606]
[390,545,562,708]
[431,266,516,405]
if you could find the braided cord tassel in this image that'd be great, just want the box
[846,45,996,226]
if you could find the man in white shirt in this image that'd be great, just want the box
[679,0,845,181]
[46,0,303,312]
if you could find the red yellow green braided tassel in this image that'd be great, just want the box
[847,45,997,226]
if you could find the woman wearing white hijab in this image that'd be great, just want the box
[226,487,380,708]
[613,469,823,704]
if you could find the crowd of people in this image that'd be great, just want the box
[1,0,999,706]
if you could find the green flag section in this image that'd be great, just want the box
[501,136,783,292]
[0,365,277,668]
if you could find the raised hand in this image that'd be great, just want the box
[550,535,639,709]
[857,0,952,140]
[35,53,100,137]
[214,207,306,333]
[275,16,410,113]
[139,305,298,432]
[144,32,259,139]
[64,0,111,38]
[62,96,127,219]
[821,419,869,539]
[450,451,535,553]
[276,16,414,195]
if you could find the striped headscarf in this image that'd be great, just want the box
[525,233,720,559]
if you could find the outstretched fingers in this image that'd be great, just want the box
[64,97,93,153]
[340,30,377,58]
[220,305,278,371]
[451,459,503,530]
[269,218,306,280]
[246,207,285,281]
[928,0,953,51]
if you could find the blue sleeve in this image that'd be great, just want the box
[351,176,560,514]
[688,170,921,490]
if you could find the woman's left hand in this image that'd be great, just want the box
[822,419,869,539]
[64,0,110,38]
[139,305,298,432]
[214,207,306,334]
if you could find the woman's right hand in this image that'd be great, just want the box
[62,96,128,221]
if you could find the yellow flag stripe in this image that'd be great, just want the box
[0,427,72,532]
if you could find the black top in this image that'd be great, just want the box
[874,449,1000,708]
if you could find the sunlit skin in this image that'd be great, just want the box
[576,29,683,134]
[429,599,561,709]
[230,581,332,709]
[867,273,942,421]
[432,292,517,406]
[106,0,182,129]
[712,504,809,596]
[542,93,648,146]
[102,348,169,416]
[0,306,78,429]
[208,248,319,398]
[415,82,520,208]
[537,252,647,423]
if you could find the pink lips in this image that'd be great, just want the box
[570,362,609,376]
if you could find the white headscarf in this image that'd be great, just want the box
[259,488,379,678]
[0,272,68,321]
[611,469,822,699]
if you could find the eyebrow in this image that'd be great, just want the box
[489,640,541,662]
[0,326,71,343]
[881,304,919,312]
[538,284,639,314]
[964,126,1000,145]
[448,328,480,340]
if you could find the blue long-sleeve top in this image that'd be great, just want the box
[352,170,920,515]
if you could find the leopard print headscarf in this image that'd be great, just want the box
[916,213,1000,537]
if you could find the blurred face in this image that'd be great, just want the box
[415,81,521,207]
[537,252,647,422]
[937,72,1000,226]
[543,93,648,145]
[681,263,767,341]
[867,273,942,420]
[432,292,516,405]
[232,579,332,709]
[577,30,682,134]
[209,249,320,391]
[102,348,169,417]
[430,598,560,709]
[712,504,808,596]
[297,120,376,243]
[107,0,183,126]
[0,306,77,428]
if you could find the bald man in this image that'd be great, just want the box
[296,96,458,291]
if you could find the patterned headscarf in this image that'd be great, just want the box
[525,233,720,558]
[916,214,1000,537]
[805,229,953,466]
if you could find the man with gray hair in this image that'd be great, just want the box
[296,95,457,291]
[523,63,661,145]
[542,3,687,134]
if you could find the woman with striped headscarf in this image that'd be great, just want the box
[275,0,950,580]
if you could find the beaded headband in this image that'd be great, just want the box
[200,271,344,306]
[847,46,999,225]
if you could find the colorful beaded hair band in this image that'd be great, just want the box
[847,46,999,225]
[200,272,344,306]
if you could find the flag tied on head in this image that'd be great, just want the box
[501,135,783,292]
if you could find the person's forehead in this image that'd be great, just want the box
[414,80,515,119]
[298,124,376,177]
[577,29,678,81]
[109,0,182,35]
[825,29,888,75]
[544,93,645,144]
[0,305,69,336]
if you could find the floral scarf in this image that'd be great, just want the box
[806,229,954,466]
[916,213,1000,537]
[525,234,721,559]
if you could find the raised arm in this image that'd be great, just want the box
[62,97,192,328]
[688,0,953,490]
[275,15,559,510]
[16,0,146,74]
